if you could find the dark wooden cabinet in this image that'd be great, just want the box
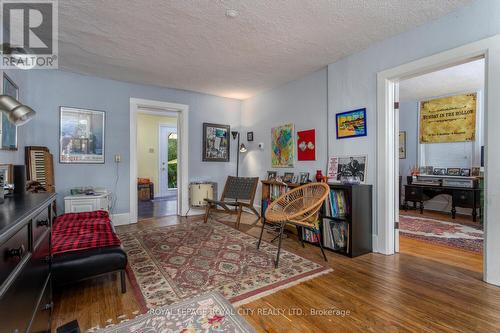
[322,184,373,258]
[404,182,480,221]
[0,193,55,333]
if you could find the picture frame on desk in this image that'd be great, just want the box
[461,168,471,177]
[267,171,277,181]
[447,168,461,176]
[299,172,309,184]
[283,172,294,183]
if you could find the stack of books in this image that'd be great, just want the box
[324,189,349,218]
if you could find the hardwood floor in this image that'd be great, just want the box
[52,213,500,332]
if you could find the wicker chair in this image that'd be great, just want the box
[257,182,330,267]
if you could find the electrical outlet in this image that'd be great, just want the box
[115,154,121,163]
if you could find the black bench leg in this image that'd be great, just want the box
[120,270,126,293]
[316,228,328,262]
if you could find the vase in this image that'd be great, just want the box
[315,170,323,182]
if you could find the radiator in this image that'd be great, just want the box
[189,182,216,207]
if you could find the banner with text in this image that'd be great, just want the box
[419,93,477,143]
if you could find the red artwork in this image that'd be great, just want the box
[297,129,315,161]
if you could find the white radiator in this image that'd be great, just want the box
[189,182,216,207]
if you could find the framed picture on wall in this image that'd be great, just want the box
[202,123,230,162]
[399,131,406,159]
[327,155,367,183]
[59,107,106,164]
[1,73,19,150]
[336,108,367,139]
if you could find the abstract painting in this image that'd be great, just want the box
[336,108,367,139]
[271,123,294,167]
[297,129,315,161]
[202,123,230,162]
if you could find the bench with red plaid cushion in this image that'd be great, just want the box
[52,210,121,255]
[51,211,127,293]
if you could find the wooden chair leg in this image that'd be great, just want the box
[236,205,243,229]
[257,218,266,249]
[249,206,261,218]
[203,204,211,223]
[275,222,286,268]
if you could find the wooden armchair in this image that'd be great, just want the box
[204,176,260,229]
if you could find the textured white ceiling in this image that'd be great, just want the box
[399,58,484,102]
[58,0,473,99]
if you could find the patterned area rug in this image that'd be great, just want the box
[95,291,256,333]
[118,221,331,311]
[399,215,483,253]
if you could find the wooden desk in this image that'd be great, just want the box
[404,183,481,222]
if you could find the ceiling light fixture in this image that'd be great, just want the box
[225,9,239,18]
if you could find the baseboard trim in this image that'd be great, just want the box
[111,213,135,226]
[372,234,379,253]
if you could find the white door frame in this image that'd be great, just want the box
[130,98,189,222]
[377,34,500,286]
[158,124,178,196]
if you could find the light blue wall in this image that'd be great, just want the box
[240,68,328,203]
[399,101,418,184]
[0,69,30,165]
[327,0,500,232]
[17,70,241,213]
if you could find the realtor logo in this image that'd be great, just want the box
[1,0,58,69]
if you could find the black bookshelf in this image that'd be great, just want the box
[320,183,372,257]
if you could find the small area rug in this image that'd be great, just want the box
[399,215,483,253]
[94,291,256,333]
[118,220,331,311]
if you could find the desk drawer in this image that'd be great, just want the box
[0,231,50,333]
[0,224,29,286]
[32,207,50,249]
[453,190,474,208]
[405,187,423,201]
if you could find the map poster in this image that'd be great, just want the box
[419,93,477,143]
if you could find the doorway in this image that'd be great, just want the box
[377,34,500,285]
[130,98,190,223]
[159,125,178,196]
[396,59,484,271]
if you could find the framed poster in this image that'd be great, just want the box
[271,123,294,167]
[399,131,406,159]
[297,129,315,161]
[327,155,367,183]
[60,107,105,164]
[420,93,476,143]
[202,123,230,162]
[1,73,19,150]
[336,108,367,139]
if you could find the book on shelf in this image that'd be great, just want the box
[326,188,349,218]
[323,219,349,253]
[301,220,321,243]
[269,183,288,201]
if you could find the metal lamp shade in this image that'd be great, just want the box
[0,95,36,126]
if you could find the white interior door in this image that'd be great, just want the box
[159,125,177,197]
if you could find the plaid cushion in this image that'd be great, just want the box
[52,211,121,255]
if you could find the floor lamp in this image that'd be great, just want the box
[231,131,247,177]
